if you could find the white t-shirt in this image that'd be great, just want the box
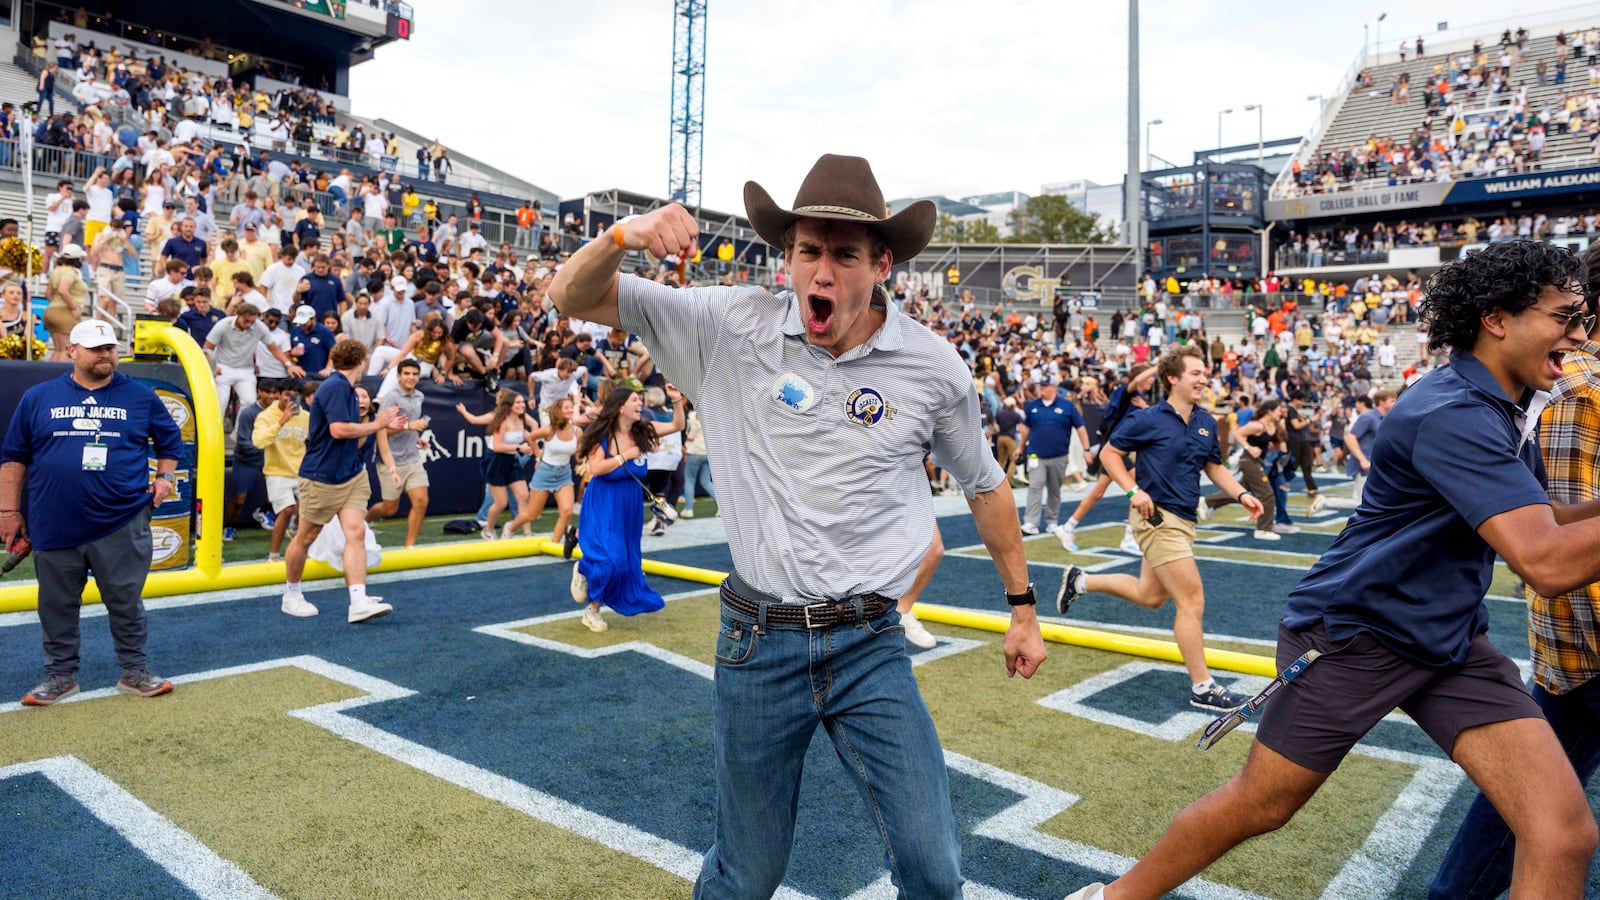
[259,260,305,312]
[144,276,192,311]
[361,190,386,220]
[44,192,72,233]
[255,328,291,377]
[85,183,113,223]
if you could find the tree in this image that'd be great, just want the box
[1007,194,1115,244]
[932,213,1004,245]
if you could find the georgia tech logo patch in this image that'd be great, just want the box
[845,388,895,426]
[1198,428,1211,437]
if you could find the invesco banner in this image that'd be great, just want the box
[1266,165,1600,221]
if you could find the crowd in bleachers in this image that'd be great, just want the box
[1286,23,1600,195]
[1274,208,1600,269]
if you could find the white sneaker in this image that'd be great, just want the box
[901,610,937,649]
[1119,531,1142,555]
[1308,493,1327,515]
[580,605,607,632]
[1196,498,1212,522]
[680,508,695,519]
[1273,523,1300,535]
[1064,884,1106,900]
[1014,472,1029,486]
[481,524,497,540]
[1054,523,1079,551]
[1252,529,1282,541]
[281,593,318,617]
[570,563,588,603]
[348,596,393,623]
[1020,522,1040,536]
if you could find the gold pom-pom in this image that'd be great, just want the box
[0,333,48,360]
[0,237,43,276]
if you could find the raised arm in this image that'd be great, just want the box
[548,204,699,327]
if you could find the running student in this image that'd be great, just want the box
[1066,240,1600,900]
[1057,363,1156,553]
[1057,344,1262,713]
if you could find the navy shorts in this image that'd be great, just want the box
[1255,622,1544,773]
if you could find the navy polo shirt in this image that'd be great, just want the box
[161,235,207,268]
[291,324,337,372]
[0,372,183,549]
[1109,401,1221,522]
[1283,353,1550,667]
[304,271,346,319]
[299,375,364,484]
[176,307,224,344]
[1022,397,1085,458]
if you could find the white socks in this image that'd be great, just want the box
[1072,570,1088,593]
[285,580,302,597]
[1192,678,1218,694]
[349,584,367,604]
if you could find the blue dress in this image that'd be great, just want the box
[576,437,664,616]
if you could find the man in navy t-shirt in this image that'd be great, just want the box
[159,217,207,269]
[176,289,224,344]
[1015,378,1090,537]
[280,338,402,624]
[289,304,337,375]
[0,320,183,706]
[303,254,346,319]
[1056,345,1262,714]
[1069,242,1600,900]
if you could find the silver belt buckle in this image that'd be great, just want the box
[803,603,824,629]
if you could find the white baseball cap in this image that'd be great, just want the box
[292,304,315,324]
[57,243,86,260]
[69,319,117,348]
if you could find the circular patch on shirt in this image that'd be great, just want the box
[150,525,184,564]
[846,388,895,426]
[772,373,816,413]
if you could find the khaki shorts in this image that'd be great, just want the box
[1129,507,1196,569]
[296,473,371,527]
[377,461,429,501]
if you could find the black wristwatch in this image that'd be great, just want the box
[1005,583,1037,606]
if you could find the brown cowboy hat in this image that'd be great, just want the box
[744,154,936,263]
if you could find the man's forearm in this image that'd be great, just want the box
[0,461,25,509]
[548,227,625,327]
[967,481,1029,595]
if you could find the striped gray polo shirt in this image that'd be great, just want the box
[619,276,1004,602]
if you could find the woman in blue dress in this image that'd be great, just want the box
[571,384,685,632]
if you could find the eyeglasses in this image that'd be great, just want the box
[1535,306,1597,335]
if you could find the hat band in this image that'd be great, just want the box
[793,204,882,222]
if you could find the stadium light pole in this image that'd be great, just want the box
[1125,0,1143,283]
[1307,94,1326,131]
[1243,104,1264,167]
[1145,118,1162,171]
[1217,108,1233,158]
[1376,12,1387,63]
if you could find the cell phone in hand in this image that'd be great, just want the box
[1147,507,1164,526]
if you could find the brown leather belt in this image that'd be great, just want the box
[719,572,894,629]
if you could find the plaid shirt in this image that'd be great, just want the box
[1531,340,1600,693]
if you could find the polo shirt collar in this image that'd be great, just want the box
[780,284,904,354]
[1449,350,1551,448]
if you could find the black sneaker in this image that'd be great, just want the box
[1056,565,1084,615]
[483,372,500,394]
[650,517,666,536]
[1190,684,1249,713]
[561,525,578,559]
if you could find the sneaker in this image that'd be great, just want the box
[1013,472,1029,486]
[253,509,276,529]
[1273,523,1300,535]
[1056,565,1085,615]
[651,518,666,537]
[580,605,607,632]
[1196,498,1212,522]
[1054,522,1079,552]
[1119,531,1142,555]
[483,372,500,393]
[679,508,695,519]
[481,524,497,540]
[222,526,236,541]
[281,593,319,617]
[1190,683,1250,713]
[501,522,515,540]
[348,596,393,624]
[1064,885,1106,900]
[1020,522,1040,536]
[901,610,938,649]
[562,525,579,559]
[1252,529,1282,541]
[1308,493,1327,515]
[570,563,588,603]
[116,667,173,698]
[21,674,79,706]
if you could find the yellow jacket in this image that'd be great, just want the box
[252,403,310,478]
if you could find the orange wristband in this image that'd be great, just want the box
[613,223,627,249]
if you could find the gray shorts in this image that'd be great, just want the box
[1255,622,1543,773]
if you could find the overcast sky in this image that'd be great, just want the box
[348,0,1593,212]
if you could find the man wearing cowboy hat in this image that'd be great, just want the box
[551,153,1046,897]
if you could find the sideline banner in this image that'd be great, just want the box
[1266,165,1600,221]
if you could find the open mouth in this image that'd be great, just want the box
[1547,349,1568,380]
[806,295,835,336]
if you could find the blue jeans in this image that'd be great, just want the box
[1428,680,1600,899]
[475,486,516,521]
[693,596,963,898]
[682,454,715,506]
[1266,452,1293,526]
